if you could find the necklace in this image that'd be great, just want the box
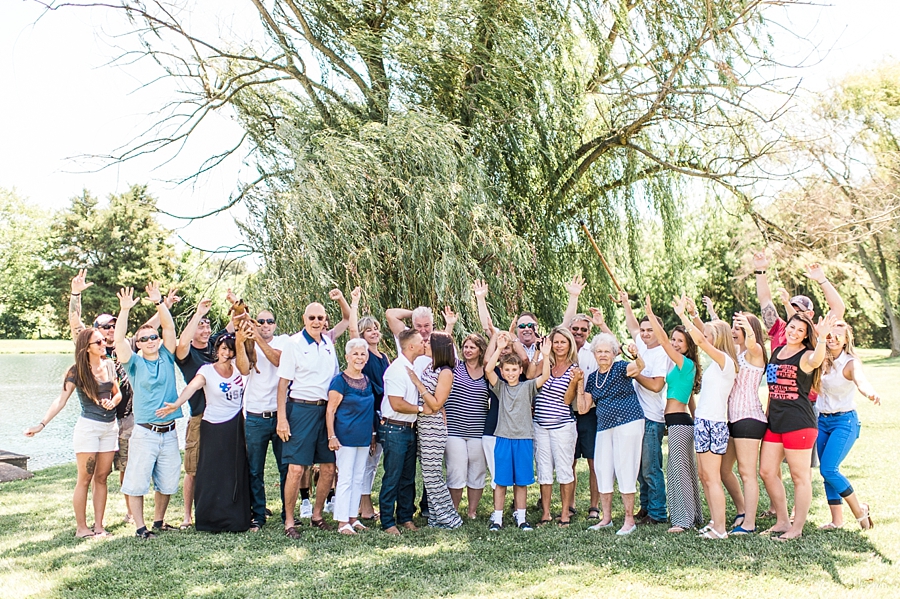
[594,367,613,392]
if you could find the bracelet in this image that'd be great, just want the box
[39,422,46,429]
[328,435,337,440]
[817,279,828,285]
[754,270,766,275]
[71,293,80,297]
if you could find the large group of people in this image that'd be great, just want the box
[26,253,881,541]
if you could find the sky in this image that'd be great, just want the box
[1,0,898,253]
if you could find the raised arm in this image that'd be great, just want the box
[735,313,765,366]
[534,337,553,388]
[146,282,176,353]
[686,297,706,329]
[473,279,495,335]
[176,298,212,360]
[484,331,504,386]
[625,345,645,378]
[752,250,779,329]
[68,269,92,339]
[644,296,684,369]
[619,289,640,340]
[114,288,141,364]
[701,296,719,322]
[806,263,845,320]
[589,307,614,336]
[562,275,585,327]
[235,324,251,376]
[326,288,352,341]
[801,313,836,373]
[348,286,361,339]
[142,288,180,333]
[675,295,728,371]
[385,307,412,336]
[156,372,206,418]
[442,306,458,336]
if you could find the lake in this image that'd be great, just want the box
[1,354,188,471]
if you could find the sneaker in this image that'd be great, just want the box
[489,521,502,532]
[324,498,335,514]
[517,521,534,532]
[299,499,313,519]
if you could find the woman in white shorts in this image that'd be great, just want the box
[25,328,121,538]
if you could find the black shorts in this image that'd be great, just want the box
[574,409,597,460]
[728,418,767,440]
[665,412,694,427]
[281,402,335,466]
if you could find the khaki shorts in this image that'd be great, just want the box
[114,413,135,471]
[183,414,203,475]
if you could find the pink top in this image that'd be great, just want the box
[727,351,767,424]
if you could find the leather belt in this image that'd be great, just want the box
[248,410,277,418]
[138,421,176,433]
[289,399,327,406]
[382,418,415,428]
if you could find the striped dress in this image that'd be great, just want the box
[417,365,463,529]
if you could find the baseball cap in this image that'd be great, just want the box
[94,314,117,327]
[789,295,814,313]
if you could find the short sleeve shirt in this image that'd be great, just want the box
[585,362,644,432]
[329,373,376,446]
[65,361,117,423]
[242,334,290,413]
[631,338,671,423]
[382,354,419,422]
[126,346,181,425]
[278,330,340,401]
[175,340,216,416]
[491,378,539,440]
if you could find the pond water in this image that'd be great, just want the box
[1,354,187,471]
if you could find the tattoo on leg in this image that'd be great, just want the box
[86,456,96,476]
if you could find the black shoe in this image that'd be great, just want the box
[518,521,534,532]
[489,521,502,532]
[635,508,648,520]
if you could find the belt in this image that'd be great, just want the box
[382,418,415,428]
[248,410,277,418]
[289,399,327,406]
[138,421,176,434]
[820,410,853,417]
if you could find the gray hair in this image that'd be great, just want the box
[411,306,434,323]
[358,316,380,334]
[589,333,620,355]
[345,338,369,355]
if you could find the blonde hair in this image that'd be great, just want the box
[824,320,856,374]
[705,320,739,373]
[358,316,380,335]
[548,326,578,367]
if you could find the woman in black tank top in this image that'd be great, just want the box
[759,313,835,540]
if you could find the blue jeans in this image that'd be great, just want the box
[378,422,417,530]
[245,413,288,522]
[817,410,860,504]
[637,419,667,521]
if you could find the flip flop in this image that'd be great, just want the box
[818,522,842,530]
[760,509,777,518]
[772,534,801,542]
[75,531,97,539]
[179,522,193,530]
[539,518,554,526]
[730,525,756,535]
[731,513,745,528]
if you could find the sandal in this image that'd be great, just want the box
[818,522,843,531]
[699,529,728,539]
[352,520,367,531]
[310,518,335,531]
[338,523,357,535]
[731,513,745,528]
[360,512,380,521]
[857,503,874,530]
[153,522,178,532]
[698,521,713,534]
[284,526,301,539]
[538,518,554,526]
[772,533,801,541]
[568,506,577,516]
[730,525,756,535]
[667,526,688,534]
[75,531,97,539]
[587,507,601,520]
[135,527,157,540]
[558,520,571,528]
[178,522,193,530]
[760,509,777,519]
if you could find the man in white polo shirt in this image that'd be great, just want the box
[235,309,290,531]
[276,302,340,538]
[620,291,672,525]
[379,328,427,535]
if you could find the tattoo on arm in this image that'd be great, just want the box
[761,303,778,329]
[69,294,85,338]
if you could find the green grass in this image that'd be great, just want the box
[0,339,72,354]
[1,353,898,598]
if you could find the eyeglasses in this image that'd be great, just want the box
[306,315,326,321]
[89,340,104,347]
[517,323,537,330]
[97,324,115,330]
[137,334,160,343]
[570,326,590,333]
[257,318,276,325]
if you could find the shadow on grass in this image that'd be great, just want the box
[1,461,892,599]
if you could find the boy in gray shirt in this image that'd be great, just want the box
[485,333,551,531]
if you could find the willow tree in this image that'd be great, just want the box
[43,0,794,328]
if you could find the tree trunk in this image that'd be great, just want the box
[857,241,900,357]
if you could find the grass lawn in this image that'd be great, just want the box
[0,339,72,354]
[1,351,897,598]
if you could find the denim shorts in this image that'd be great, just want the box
[694,418,729,455]
[120,425,182,496]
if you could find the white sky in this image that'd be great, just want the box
[1,0,897,252]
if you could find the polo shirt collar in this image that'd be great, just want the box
[301,329,324,345]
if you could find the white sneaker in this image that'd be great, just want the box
[299,499,313,519]
[324,498,335,514]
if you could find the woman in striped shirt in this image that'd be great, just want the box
[533,326,580,526]
[444,333,489,519]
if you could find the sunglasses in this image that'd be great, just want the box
[137,334,160,343]
[517,323,537,330]
[306,315,326,321]
[198,319,211,326]
[570,326,590,333]
[97,324,116,330]
[257,318,276,325]
[89,339,104,347]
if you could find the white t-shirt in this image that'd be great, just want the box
[242,334,290,413]
[277,330,340,401]
[382,353,419,423]
[199,363,244,424]
[631,337,672,423]
[694,354,737,423]
[577,343,599,377]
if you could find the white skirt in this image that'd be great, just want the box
[73,416,119,454]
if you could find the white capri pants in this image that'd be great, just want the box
[334,445,369,522]
[534,421,577,485]
[593,419,644,494]
[362,442,383,495]
[482,436,497,490]
[445,436,487,489]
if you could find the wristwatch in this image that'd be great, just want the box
[417,405,424,414]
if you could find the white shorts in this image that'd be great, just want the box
[593,419,644,494]
[445,436,487,489]
[482,436,497,490]
[73,417,119,454]
[533,421,577,485]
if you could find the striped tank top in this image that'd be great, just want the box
[533,363,575,429]
[444,360,489,439]
[727,351,767,424]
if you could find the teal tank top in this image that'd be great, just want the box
[665,356,696,404]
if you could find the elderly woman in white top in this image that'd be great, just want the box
[817,321,879,530]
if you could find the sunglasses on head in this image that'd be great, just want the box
[97,324,115,330]
[307,315,326,321]
[517,323,537,330]
[137,334,160,343]
[257,318,276,325]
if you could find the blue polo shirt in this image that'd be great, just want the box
[125,345,181,425]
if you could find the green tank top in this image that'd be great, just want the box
[665,356,695,404]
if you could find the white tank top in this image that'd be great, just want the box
[199,363,244,424]
[818,352,857,414]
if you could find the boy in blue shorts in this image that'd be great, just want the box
[485,333,551,531]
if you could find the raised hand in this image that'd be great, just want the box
[145,281,162,304]
[589,307,605,328]
[816,312,838,339]
[540,336,552,356]
[328,288,345,302]
[350,286,362,305]
[443,306,458,329]
[805,263,827,283]
[196,298,213,317]
[496,333,510,350]
[473,279,489,299]
[777,287,791,306]
[565,275,586,297]
[751,250,769,271]
[71,269,94,294]
[117,287,141,311]
[644,295,655,316]
[686,296,699,316]
[671,293,687,317]
[615,289,629,306]
[226,288,239,304]
[164,288,181,309]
